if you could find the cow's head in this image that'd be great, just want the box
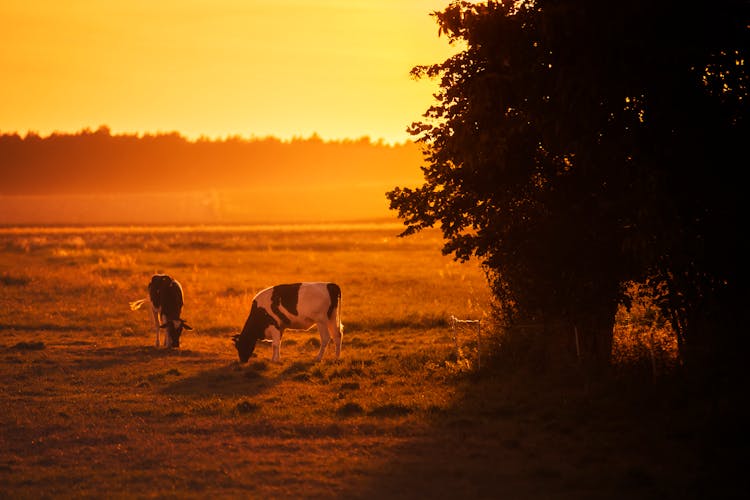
[232,333,257,363]
[160,319,192,348]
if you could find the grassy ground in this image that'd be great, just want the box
[0,224,739,498]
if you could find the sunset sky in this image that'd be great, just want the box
[0,0,461,144]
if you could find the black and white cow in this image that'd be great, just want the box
[130,274,192,348]
[233,282,343,363]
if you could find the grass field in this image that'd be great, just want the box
[0,224,735,498]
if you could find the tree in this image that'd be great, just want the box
[388,0,749,372]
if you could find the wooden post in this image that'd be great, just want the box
[451,315,482,370]
[476,320,481,370]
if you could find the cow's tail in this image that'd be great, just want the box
[129,298,150,311]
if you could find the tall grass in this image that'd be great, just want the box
[0,225,487,335]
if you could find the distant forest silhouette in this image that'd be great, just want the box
[0,126,422,195]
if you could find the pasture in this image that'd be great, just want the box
[0,224,728,498]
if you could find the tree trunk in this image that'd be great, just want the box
[576,300,618,370]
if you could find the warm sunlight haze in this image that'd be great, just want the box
[0,0,460,144]
[1,1,462,224]
[1,2,743,498]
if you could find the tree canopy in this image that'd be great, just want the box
[388,0,749,372]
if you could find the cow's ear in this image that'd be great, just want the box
[182,322,193,331]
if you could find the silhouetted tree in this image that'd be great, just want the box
[388,0,749,372]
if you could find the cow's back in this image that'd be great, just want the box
[148,274,183,318]
[297,282,338,320]
[252,282,338,327]
[148,274,172,307]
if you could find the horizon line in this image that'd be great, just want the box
[0,125,417,147]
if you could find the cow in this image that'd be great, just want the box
[130,274,192,348]
[232,282,343,363]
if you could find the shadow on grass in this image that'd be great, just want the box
[65,345,202,371]
[161,359,278,398]
[342,367,742,500]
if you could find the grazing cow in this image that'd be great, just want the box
[232,282,343,363]
[130,274,192,348]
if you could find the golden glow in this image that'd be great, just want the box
[0,0,460,144]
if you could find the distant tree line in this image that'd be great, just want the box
[0,126,420,194]
[389,0,748,379]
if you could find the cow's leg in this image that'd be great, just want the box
[330,320,343,359]
[164,320,173,349]
[271,328,282,363]
[315,322,331,362]
[151,306,161,347]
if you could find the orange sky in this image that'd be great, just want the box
[0,0,461,144]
